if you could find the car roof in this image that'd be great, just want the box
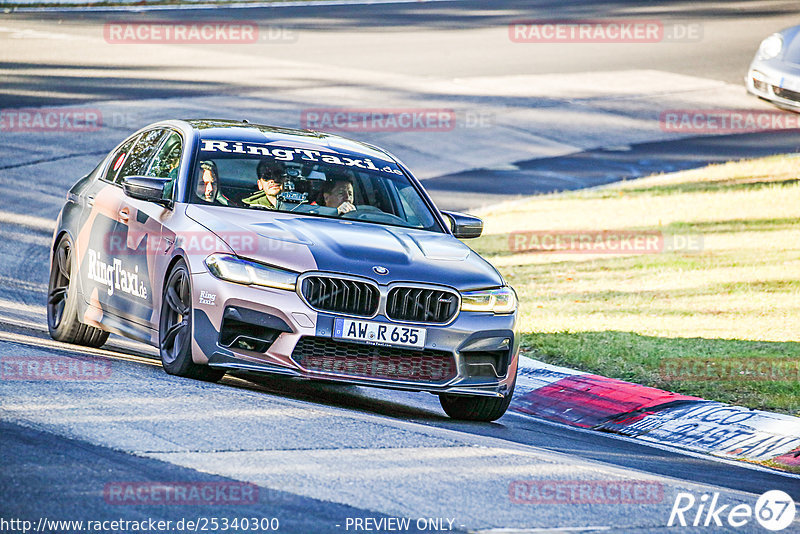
[179,119,398,164]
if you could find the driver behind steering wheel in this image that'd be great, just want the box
[320,172,356,215]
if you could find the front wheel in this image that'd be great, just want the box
[47,235,108,347]
[439,382,515,422]
[159,260,225,382]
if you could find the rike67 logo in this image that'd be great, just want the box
[668,490,796,531]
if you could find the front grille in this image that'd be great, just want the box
[386,287,459,323]
[301,276,379,317]
[292,337,457,383]
[773,85,800,102]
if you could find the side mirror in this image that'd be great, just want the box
[441,210,483,239]
[123,176,172,207]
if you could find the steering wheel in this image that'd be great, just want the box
[341,205,408,224]
[340,205,382,219]
[350,205,382,213]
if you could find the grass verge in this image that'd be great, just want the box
[468,154,800,415]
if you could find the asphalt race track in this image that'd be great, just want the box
[1,1,800,532]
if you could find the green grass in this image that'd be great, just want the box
[468,154,800,415]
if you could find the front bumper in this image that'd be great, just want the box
[746,62,800,112]
[190,272,519,398]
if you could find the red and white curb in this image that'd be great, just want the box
[511,357,800,471]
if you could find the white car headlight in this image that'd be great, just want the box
[758,33,783,60]
[205,253,297,291]
[460,286,517,314]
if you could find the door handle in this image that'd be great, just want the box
[118,208,130,223]
[86,195,95,207]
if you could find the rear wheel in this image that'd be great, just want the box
[47,236,108,347]
[159,260,225,382]
[439,380,515,422]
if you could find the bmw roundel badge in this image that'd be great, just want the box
[373,266,389,275]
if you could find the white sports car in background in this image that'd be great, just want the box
[747,24,800,112]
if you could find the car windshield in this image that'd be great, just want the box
[190,140,441,231]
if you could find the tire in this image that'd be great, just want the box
[47,235,109,348]
[159,260,225,382]
[439,379,515,422]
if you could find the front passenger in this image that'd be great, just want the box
[196,161,230,206]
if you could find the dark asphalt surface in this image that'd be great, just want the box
[2,320,798,507]
[427,129,800,210]
[2,420,437,534]
[2,0,800,107]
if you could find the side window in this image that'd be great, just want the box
[145,132,183,179]
[397,184,434,228]
[360,173,394,214]
[102,135,139,183]
[116,129,167,184]
[146,131,183,202]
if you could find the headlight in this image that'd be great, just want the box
[460,286,517,314]
[758,34,783,60]
[205,253,297,291]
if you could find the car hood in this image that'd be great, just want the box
[185,205,504,290]
[780,25,800,65]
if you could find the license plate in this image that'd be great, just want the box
[780,76,800,92]
[333,318,426,349]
